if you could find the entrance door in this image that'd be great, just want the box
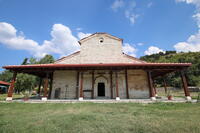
[98,82,105,96]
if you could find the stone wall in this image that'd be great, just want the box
[128,70,149,98]
[55,34,144,64]
[51,71,77,99]
[51,69,150,99]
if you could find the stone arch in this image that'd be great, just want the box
[94,75,108,84]
[94,74,110,98]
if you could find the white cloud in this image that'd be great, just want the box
[193,13,200,28]
[77,32,91,40]
[176,0,200,7]
[137,43,144,46]
[144,46,165,55]
[111,0,139,25]
[147,2,153,8]
[124,0,139,24]
[125,10,139,24]
[174,31,200,52]
[76,27,82,31]
[0,22,83,58]
[122,43,137,57]
[174,0,200,52]
[111,0,124,11]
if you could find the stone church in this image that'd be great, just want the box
[3,33,192,101]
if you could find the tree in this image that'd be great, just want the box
[15,74,37,93]
[38,55,55,64]
[0,54,55,93]
[0,70,13,82]
[21,58,28,65]
[140,51,200,87]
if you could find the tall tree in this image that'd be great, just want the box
[140,51,200,87]
[38,55,55,64]
[21,58,28,65]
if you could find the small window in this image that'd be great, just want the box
[99,37,104,43]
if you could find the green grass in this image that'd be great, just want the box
[0,94,23,101]
[0,102,200,133]
[157,88,199,99]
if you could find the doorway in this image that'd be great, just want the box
[98,82,105,97]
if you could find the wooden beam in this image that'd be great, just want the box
[152,80,157,96]
[180,71,190,96]
[7,72,17,99]
[79,72,83,98]
[48,73,54,99]
[37,78,42,95]
[76,71,80,99]
[163,79,167,94]
[110,71,113,99]
[147,71,155,98]
[43,73,49,98]
[115,71,119,98]
[125,69,129,99]
[91,71,94,99]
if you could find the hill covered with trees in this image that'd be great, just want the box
[140,51,200,87]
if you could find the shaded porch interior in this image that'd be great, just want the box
[3,63,192,101]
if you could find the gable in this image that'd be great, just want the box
[55,33,146,64]
[55,51,81,64]
[78,33,122,45]
[55,51,146,64]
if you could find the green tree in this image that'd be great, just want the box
[0,70,13,82]
[0,54,55,93]
[21,58,28,65]
[38,55,54,64]
[15,74,37,93]
[140,51,200,87]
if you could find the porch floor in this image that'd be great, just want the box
[2,97,197,103]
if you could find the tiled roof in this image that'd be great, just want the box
[0,81,10,86]
[3,63,192,69]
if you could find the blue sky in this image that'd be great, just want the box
[0,0,200,71]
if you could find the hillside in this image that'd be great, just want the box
[140,51,200,87]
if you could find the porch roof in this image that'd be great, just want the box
[0,81,10,86]
[2,63,192,78]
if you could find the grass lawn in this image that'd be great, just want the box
[157,87,199,99]
[0,102,200,133]
[0,94,24,101]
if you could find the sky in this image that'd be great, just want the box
[0,0,200,71]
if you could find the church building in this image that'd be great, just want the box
[3,33,192,101]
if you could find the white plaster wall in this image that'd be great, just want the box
[51,69,150,99]
[51,71,77,99]
[127,70,150,98]
[82,73,92,99]
[118,73,127,99]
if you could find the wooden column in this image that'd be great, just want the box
[48,73,53,99]
[7,72,17,100]
[37,78,42,95]
[147,71,155,98]
[125,69,129,99]
[76,71,80,99]
[180,71,190,97]
[152,80,157,96]
[91,71,94,99]
[43,73,49,98]
[115,71,119,99]
[163,79,167,94]
[110,71,113,99]
[79,72,84,99]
